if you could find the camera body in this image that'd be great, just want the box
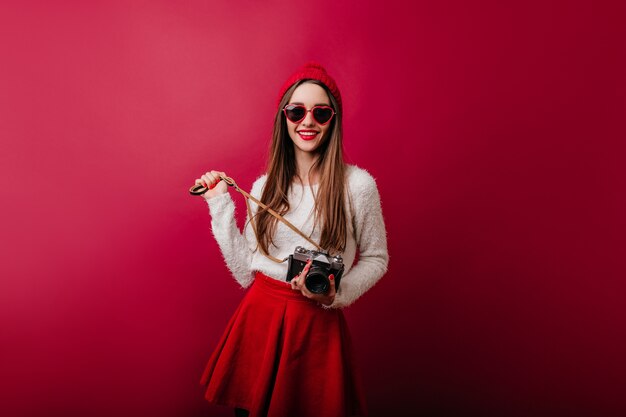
[286,246,344,294]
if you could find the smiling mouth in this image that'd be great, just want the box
[297,131,319,140]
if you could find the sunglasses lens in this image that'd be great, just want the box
[284,105,306,122]
[313,107,333,124]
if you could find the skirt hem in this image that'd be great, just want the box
[200,271,368,417]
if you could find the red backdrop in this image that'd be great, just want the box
[1,1,625,416]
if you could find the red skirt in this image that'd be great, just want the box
[200,272,368,417]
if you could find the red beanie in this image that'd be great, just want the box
[276,61,343,115]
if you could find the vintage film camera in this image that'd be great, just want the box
[286,246,344,294]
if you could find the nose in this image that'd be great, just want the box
[301,109,316,126]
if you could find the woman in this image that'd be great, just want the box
[195,62,389,417]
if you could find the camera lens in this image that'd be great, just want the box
[305,267,330,294]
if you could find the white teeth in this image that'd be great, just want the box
[299,132,317,136]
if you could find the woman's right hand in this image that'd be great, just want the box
[195,170,229,200]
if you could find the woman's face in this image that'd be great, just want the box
[285,82,333,156]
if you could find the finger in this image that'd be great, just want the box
[205,172,217,184]
[210,170,223,182]
[328,274,336,297]
[203,173,220,189]
[294,262,305,288]
[298,261,311,287]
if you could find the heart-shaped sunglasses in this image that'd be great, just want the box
[283,104,335,125]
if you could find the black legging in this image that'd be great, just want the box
[234,408,249,417]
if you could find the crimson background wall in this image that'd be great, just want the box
[1,1,625,416]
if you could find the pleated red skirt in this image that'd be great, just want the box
[200,271,368,417]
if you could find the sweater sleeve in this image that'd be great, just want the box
[205,177,264,289]
[323,173,389,309]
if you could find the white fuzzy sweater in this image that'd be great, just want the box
[205,164,389,309]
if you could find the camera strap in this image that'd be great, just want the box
[190,174,323,264]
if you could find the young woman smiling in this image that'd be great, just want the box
[195,62,389,417]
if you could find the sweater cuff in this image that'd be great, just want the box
[206,192,233,216]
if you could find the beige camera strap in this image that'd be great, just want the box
[190,174,323,264]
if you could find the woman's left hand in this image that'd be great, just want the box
[290,259,336,306]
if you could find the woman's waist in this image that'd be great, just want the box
[252,271,317,302]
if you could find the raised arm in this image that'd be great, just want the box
[205,176,265,288]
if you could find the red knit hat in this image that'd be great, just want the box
[276,61,342,115]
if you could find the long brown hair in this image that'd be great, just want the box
[251,79,348,256]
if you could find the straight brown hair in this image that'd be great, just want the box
[250,79,348,256]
